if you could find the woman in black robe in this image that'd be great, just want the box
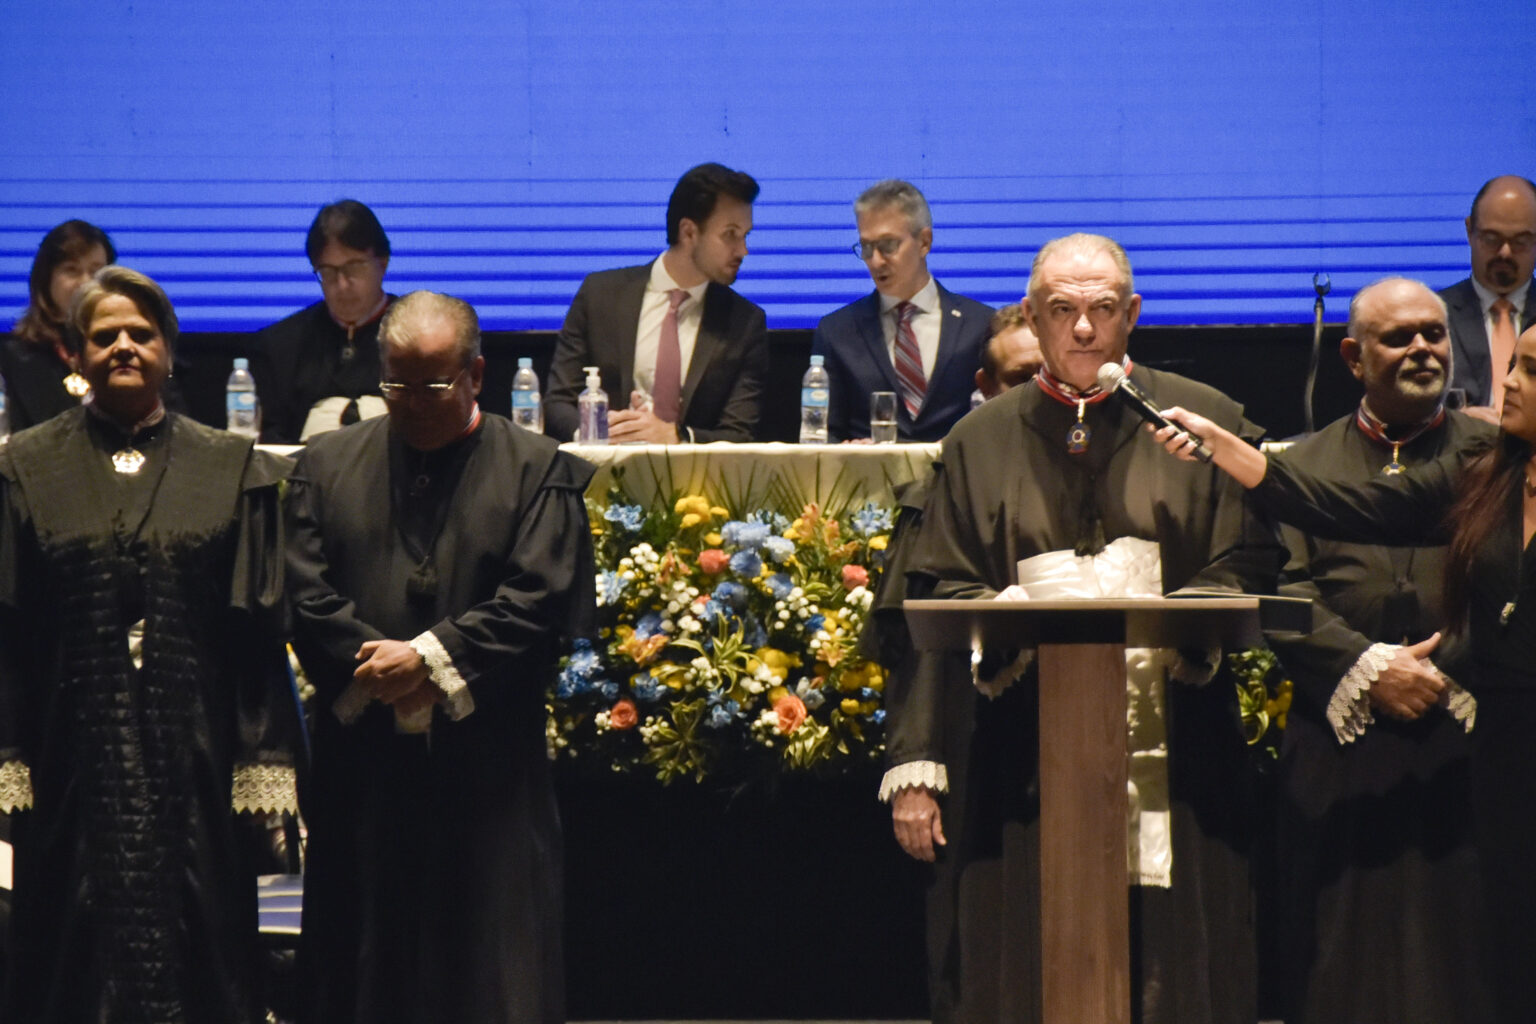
[1157,325,1536,1022]
[1,220,114,431]
[0,266,301,1024]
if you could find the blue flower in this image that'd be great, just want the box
[713,581,749,612]
[556,667,590,699]
[806,613,826,632]
[602,503,645,533]
[765,572,794,599]
[600,570,628,605]
[743,618,768,648]
[750,510,792,534]
[700,597,729,625]
[799,685,825,710]
[632,674,666,702]
[729,550,763,578]
[870,709,886,725]
[635,611,666,638]
[722,520,771,551]
[705,694,742,729]
[859,686,879,700]
[597,678,620,700]
[851,503,893,538]
[763,536,795,564]
[566,639,600,676]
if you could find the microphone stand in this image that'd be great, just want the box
[1304,273,1330,435]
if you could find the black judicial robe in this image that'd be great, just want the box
[0,408,298,1024]
[909,366,1270,1024]
[1259,434,1536,1024]
[1266,410,1495,1024]
[250,297,393,444]
[286,414,594,1024]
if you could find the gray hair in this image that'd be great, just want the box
[378,290,481,366]
[69,265,179,354]
[1026,233,1134,306]
[1346,276,1447,339]
[854,179,933,234]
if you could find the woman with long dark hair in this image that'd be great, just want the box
[2,220,115,430]
[1154,326,1536,1022]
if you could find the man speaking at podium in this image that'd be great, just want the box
[898,233,1272,1024]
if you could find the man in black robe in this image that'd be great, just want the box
[902,233,1272,1024]
[286,290,594,1024]
[251,200,396,443]
[1266,277,1495,1023]
[0,266,299,1023]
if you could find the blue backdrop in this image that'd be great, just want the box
[2,0,1533,330]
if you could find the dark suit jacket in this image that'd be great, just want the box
[545,263,768,443]
[1439,277,1536,406]
[810,283,992,443]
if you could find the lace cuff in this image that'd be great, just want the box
[409,630,475,722]
[1444,679,1477,732]
[0,759,32,812]
[878,760,949,802]
[1328,642,1396,743]
[231,762,298,815]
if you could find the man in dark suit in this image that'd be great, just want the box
[545,163,767,443]
[1438,174,1536,420]
[811,180,992,443]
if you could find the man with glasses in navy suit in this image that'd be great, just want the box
[1438,175,1536,421]
[812,180,992,443]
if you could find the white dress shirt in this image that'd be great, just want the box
[878,275,942,380]
[632,255,709,404]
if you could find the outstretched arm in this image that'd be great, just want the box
[1151,406,1269,488]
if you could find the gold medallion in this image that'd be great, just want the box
[112,447,146,474]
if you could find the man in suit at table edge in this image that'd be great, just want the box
[544,162,768,444]
[1438,174,1536,421]
[811,179,993,443]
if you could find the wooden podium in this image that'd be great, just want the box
[903,595,1306,1024]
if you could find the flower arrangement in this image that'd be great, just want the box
[549,482,895,784]
[1229,647,1293,762]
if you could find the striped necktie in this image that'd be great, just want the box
[894,301,925,418]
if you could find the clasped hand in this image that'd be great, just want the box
[354,639,441,718]
[607,391,680,444]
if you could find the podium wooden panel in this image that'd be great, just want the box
[903,596,1303,1024]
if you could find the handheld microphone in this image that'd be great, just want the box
[1096,363,1214,463]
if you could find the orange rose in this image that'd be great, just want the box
[609,699,639,730]
[841,564,869,590]
[698,548,729,574]
[773,693,808,735]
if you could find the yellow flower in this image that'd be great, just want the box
[681,513,704,529]
[709,506,729,519]
[705,532,723,546]
[868,535,888,551]
[674,495,711,518]
[840,698,861,715]
[766,684,789,704]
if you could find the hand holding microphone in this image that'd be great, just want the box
[1096,363,1215,463]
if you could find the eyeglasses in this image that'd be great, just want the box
[313,257,379,285]
[379,369,466,400]
[852,236,907,261]
[1474,230,1536,254]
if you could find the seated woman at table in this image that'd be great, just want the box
[1,220,114,431]
[1152,326,1536,1022]
[0,266,302,1024]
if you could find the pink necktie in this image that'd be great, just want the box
[894,301,925,418]
[653,288,688,424]
[1492,298,1516,413]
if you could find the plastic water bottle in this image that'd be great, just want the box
[226,357,259,438]
[0,374,9,441]
[799,355,829,444]
[577,365,608,443]
[511,357,543,433]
